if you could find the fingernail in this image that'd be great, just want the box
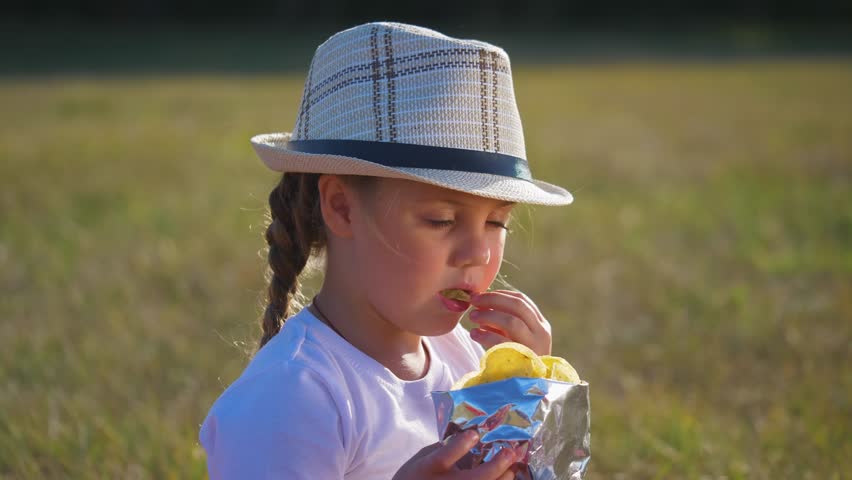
[465,430,479,445]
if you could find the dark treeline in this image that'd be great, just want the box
[7,0,852,25]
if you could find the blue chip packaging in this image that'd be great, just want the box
[431,376,591,479]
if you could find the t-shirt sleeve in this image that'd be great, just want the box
[199,362,347,479]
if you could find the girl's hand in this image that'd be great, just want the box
[468,290,552,356]
[392,430,517,480]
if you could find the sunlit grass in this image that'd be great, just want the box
[1,62,850,479]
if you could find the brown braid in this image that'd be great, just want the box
[258,172,375,352]
[259,172,325,350]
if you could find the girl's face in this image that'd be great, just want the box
[350,177,514,336]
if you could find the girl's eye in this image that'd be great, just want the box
[427,219,455,228]
[426,219,509,230]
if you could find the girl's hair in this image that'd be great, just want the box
[258,172,374,351]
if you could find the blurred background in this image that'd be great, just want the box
[1,1,850,479]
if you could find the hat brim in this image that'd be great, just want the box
[250,133,573,206]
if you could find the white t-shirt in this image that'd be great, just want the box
[199,307,485,479]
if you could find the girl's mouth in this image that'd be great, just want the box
[439,288,472,312]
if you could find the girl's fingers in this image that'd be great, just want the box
[496,471,517,480]
[466,448,516,479]
[426,430,479,472]
[470,291,541,333]
[470,327,511,350]
[470,290,552,355]
[469,309,532,345]
[495,290,545,323]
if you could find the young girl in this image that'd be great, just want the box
[199,21,574,479]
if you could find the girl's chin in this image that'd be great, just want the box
[415,312,464,337]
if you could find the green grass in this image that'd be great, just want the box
[1,62,850,479]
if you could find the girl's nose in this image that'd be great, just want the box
[451,232,491,267]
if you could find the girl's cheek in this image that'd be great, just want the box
[484,242,505,278]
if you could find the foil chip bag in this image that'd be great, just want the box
[431,342,591,479]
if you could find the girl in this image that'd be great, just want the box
[199,21,574,480]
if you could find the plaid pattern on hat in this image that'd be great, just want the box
[250,21,574,206]
[292,23,525,159]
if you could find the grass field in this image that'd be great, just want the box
[1,61,850,479]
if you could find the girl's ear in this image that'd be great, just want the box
[317,174,355,239]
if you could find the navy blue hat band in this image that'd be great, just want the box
[287,139,532,181]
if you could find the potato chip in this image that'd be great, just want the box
[451,370,481,390]
[540,355,564,376]
[479,342,537,370]
[440,288,471,302]
[450,342,581,390]
[541,355,581,383]
[478,342,547,383]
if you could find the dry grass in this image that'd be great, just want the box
[1,62,850,479]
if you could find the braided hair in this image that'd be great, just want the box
[258,173,374,352]
[259,172,325,350]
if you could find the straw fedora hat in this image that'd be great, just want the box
[251,21,573,206]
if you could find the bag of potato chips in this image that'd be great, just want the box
[431,343,591,479]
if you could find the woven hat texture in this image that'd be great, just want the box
[251,21,574,206]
